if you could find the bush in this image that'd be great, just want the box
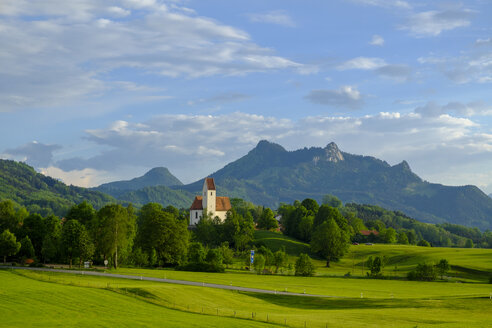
[295,253,315,277]
[417,240,431,247]
[407,263,437,281]
[489,276,492,284]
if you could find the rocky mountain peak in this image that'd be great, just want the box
[324,142,344,162]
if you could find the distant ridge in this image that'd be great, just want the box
[93,167,183,198]
[175,140,492,230]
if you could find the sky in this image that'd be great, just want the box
[1,0,492,193]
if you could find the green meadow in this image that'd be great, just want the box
[255,230,492,282]
[6,269,492,328]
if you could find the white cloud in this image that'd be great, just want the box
[338,57,387,70]
[415,101,492,117]
[305,86,363,109]
[401,6,474,37]
[247,10,296,27]
[369,34,384,46]
[347,0,411,9]
[0,1,308,112]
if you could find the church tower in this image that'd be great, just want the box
[202,177,216,216]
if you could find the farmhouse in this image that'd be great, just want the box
[189,177,231,225]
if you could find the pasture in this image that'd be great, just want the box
[5,269,492,328]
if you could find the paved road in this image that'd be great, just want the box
[6,266,339,298]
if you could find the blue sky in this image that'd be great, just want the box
[1,0,492,192]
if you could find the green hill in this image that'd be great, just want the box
[93,167,183,198]
[178,140,492,230]
[117,185,194,209]
[0,159,116,216]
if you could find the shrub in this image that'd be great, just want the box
[408,263,437,281]
[417,240,431,247]
[295,253,315,277]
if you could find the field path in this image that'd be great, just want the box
[8,266,340,298]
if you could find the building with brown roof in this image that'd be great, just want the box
[189,177,231,225]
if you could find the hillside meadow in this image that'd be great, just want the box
[6,269,492,328]
[254,231,492,282]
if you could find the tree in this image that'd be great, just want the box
[369,256,384,277]
[0,229,21,263]
[18,235,35,260]
[322,195,342,208]
[382,227,397,244]
[78,228,95,268]
[417,239,431,247]
[95,204,136,269]
[20,213,46,258]
[257,208,278,230]
[0,200,24,234]
[397,232,409,244]
[311,219,349,267]
[301,198,319,214]
[298,216,314,242]
[61,219,84,268]
[408,263,437,281]
[435,259,450,279]
[66,201,96,227]
[273,249,288,273]
[136,203,188,266]
[188,242,206,263]
[464,238,474,248]
[295,253,315,276]
[205,248,223,267]
[253,254,265,274]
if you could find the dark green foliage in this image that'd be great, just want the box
[311,219,349,267]
[418,240,431,247]
[273,249,288,273]
[176,261,225,273]
[0,160,116,217]
[408,263,437,281]
[19,235,35,259]
[19,213,46,258]
[367,256,385,277]
[295,253,315,276]
[397,232,409,244]
[93,167,183,198]
[66,201,96,227]
[135,203,188,266]
[253,253,265,274]
[94,204,136,268]
[188,242,206,263]
[464,238,474,248]
[322,195,342,208]
[0,200,25,234]
[0,229,21,263]
[130,247,149,267]
[435,259,450,279]
[78,229,95,267]
[257,208,278,230]
[205,248,223,267]
[301,198,319,213]
[61,219,84,268]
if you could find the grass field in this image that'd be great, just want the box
[6,269,492,328]
[255,230,492,282]
[0,270,276,328]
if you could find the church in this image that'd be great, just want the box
[189,177,231,225]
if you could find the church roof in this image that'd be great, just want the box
[205,177,216,190]
[189,196,231,212]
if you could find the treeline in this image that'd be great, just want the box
[279,195,491,248]
[0,200,189,268]
[346,203,492,248]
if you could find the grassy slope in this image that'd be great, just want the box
[255,231,492,282]
[0,270,275,328]
[11,269,492,328]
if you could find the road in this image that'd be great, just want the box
[6,266,340,298]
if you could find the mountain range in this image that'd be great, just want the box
[2,140,492,230]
